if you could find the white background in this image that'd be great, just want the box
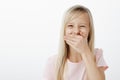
[0,0,119,80]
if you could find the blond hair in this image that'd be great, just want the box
[55,5,95,80]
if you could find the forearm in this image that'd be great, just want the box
[81,51,105,80]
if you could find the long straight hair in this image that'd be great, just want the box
[55,5,95,80]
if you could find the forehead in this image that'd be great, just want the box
[67,12,90,25]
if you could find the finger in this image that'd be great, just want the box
[83,33,87,38]
[81,32,88,38]
[69,35,82,40]
[65,38,75,48]
[64,36,76,42]
[74,35,83,40]
[65,39,79,52]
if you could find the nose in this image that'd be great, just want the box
[73,27,80,35]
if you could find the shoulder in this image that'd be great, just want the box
[94,48,104,60]
[46,54,58,66]
[94,48,103,56]
[44,54,58,72]
[42,54,58,79]
[94,48,108,70]
[47,54,58,61]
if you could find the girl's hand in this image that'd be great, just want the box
[64,33,90,55]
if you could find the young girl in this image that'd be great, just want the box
[42,5,108,80]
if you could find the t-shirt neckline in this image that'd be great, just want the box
[67,59,83,64]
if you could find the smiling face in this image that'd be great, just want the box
[65,12,90,39]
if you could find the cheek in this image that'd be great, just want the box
[65,29,72,36]
[81,29,89,36]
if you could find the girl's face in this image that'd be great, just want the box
[65,13,90,39]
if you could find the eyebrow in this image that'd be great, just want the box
[67,22,88,25]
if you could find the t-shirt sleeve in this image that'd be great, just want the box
[41,55,56,80]
[95,48,108,71]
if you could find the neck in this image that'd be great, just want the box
[68,47,82,63]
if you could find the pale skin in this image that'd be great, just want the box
[64,13,105,80]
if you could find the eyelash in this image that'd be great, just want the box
[67,25,85,28]
[80,26,85,27]
[67,25,73,27]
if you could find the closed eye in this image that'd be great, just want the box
[67,25,73,28]
[80,25,85,27]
